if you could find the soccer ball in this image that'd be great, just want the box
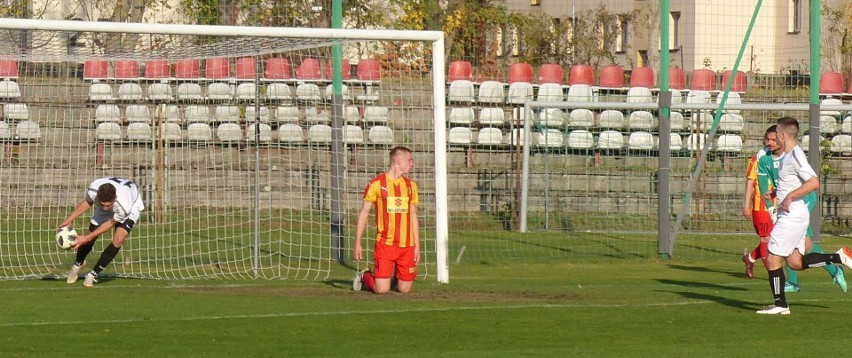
[55,227,78,250]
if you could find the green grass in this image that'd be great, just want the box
[4,233,852,356]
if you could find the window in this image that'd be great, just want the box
[788,0,801,33]
[550,18,560,55]
[495,27,504,58]
[670,12,680,50]
[511,27,520,57]
[615,16,629,53]
[531,0,541,5]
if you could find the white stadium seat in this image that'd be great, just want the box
[566,84,592,103]
[539,108,565,127]
[476,127,503,145]
[506,82,533,105]
[536,129,564,148]
[117,83,143,101]
[207,82,233,101]
[245,106,271,123]
[363,106,389,124]
[246,123,273,143]
[214,105,241,123]
[266,83,292,101]
[3,103,28,121]
[0,121,10,139]
[597,130,624,150]
[683,133,708,151]
[275,105,300,123]
[176,83,203,101]
[477,81,505,104]
[184,105,211,124]
[343,125,364,144]
[295,83,322,102]
[216,123,243,142]
[95,122,121,141]
[627,111,655,130]
[449,107,475,126]
[820,115,839,134]
[88,83,114,101]
[626,87,653,104]
[15,120,40,140]
[147,82,173,102]
[126,122,152,141]
[830,134,852,155]
[478,107,506,126]
[448,127,472,145]
[537,83,564,102]
[160,123,182,141]
[125,105,150,123]
[94,104,120,123]
[307,124,332,143]
[627,131,654,151]
[715,134,743,152]
[566,130,594,149]
[278,123,304,143]
[598,110,625,129]
[186,123,213,141]
[447,80,475,103]
[567,109,594,129]
[0,80,21,99]
[718,113,744,132]
[368,125,394,145]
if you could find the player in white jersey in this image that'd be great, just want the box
[56,176,145,287]
[757,117,852,315]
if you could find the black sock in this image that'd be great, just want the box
[802,253,837,269]
[93,244,121,274]
[768,268,787,308]
[75,242,96,266]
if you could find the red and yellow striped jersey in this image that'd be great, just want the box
[746,148,768,212]
[363,173,419,247]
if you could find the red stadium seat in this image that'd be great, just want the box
[356,59,381,81]
[599,65,625,88]
[448,60,472,82]
[538,64,564,85]
[669,67,686,90]
[690,69,716,91]
[175,59,200,79]
[821,72,844,94]
[629,67,655,88]
[235,57,256,79]
[114,60,139,79]
[264,57,292,80]
[326,59,351,80]
[721,70,747,92]
[0,58,19,78]
[144,60,170,79]
[295,58,322,80]
[508,62,533,84]
[83,59,109,80]
[568,65,594,85]
[205,57,230,79]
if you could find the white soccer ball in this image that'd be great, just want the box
[55,227,78,250]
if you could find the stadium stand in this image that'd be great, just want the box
[599,65,625,88]
[629,67,654,88]
[186,122,213,142]
[246,123,273,143]
[538,64,564,85]
[126,122,152,142]
[449,107,475,126]
[627,131,654,151]
[690,69,716,91]
[508,63,534,84]
[598,110,625,129]
[476,127,503,145]
[537,128,564,148]
[567,109,593,129]
[308,124,332,143]
[277,123,304,143]
[216,123,243,143]
[94,104,121,123]
[477,80,505,104]
[721,70,747,92]
[598,130,625,150]
[0,58,19,79]
[566,130,594,150]
[3,103,28,121]
[447,80,475,103]
[0,80,21,99]
[15,120,40,141]
[368,125,394,145]
[448,60,472,82]
[0,120,10,139]
[539,108,565,128]
[96,122,122,141]
[537,83,564,102]
[568,65,594,85]
[478,107,506,126]
[343,125,365,144]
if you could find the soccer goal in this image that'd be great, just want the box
[0,19,448,282]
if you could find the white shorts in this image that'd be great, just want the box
[767,204,808,257]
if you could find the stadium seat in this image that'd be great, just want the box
[325,59,351,80]
[715,134,743,152]
[568,65,594,86]
[538,64,564,85]
[184,105,211,123]
[304,107,329,124]
[719,113,744,132]
[125,105,150,123]
[716,91,742,113]
[509,128,528,145]
[627,111,655,130]
[296,58,322,80]
[0,120,10,139]
[508,63,533,84]
[265,58,292,80]
[278,123,304,143]
[447,60,472,82]
[690,69,716,90]
[820,115,839,134]
[448,80,475,103]
[567,109,593,129]
[800,134,824,152]
[597,130,625,150]
[449,107,475,126]
[669,67,686,90]
[95,122,121,141]
[343,125,364,144]
[368,125,394,145]
[144,60,171,79]
[3,103,28,121]
[566,84,592,103]
[205,57,230,80]
[266,83,292,101]
[566,130,594,149]
[295,83,322,102]
[214,105,240,123]
[820,97,843,117]
[506,82,534,104]
[307,124,332,143]
[94,104,120,123]
[0,58,18,79]
[668,133,683,151]
[627,131,654,151]
[626,87,653,103]
[686,90,711,105]
[207,82,233,101]
[160,123,182,141]
[670,111,685,131]
[117,83,143,101]
[537,83,564,102]
[721,70,747,92]
[245,106,271,123]
[476,127,503,145]
[235,83,257,101]
[598,110,625,129]
[599,65,625,88]
[15,120,40,140]
[186,123,212,141]
[160,105,182,123]
[246,123,273,143]
[683,133,708,151]
[175,59,200,79]
[477,81,505,104]
[830,134,852,155]
[126,122,152,141]
[363,106,389,124]
[114,60,139,79]
[690,112,712,131]
[478,107,506,126]
[671,89,684,104]
[176,83,203,101]
[147,83,173,102]
[448,127,472,145]
[88,83,114,101]
[842,116,852,133]
[356,59,381,82]
[324,84,350,101]
[536,128,564,148]
[343,106,361,123]
[236,57,257,80]
[216,123,243,142]
[275,105,300,123]
[539,108,565,127]
[0,80,21,99]
[629,67,654,88]
[820,72,844,94]
[83,59,109,80]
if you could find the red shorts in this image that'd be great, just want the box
[752,210,773,238]
[373,243,417,282]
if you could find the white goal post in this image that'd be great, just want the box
[0,19,448,283]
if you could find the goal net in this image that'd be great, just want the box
[0,19,448,281]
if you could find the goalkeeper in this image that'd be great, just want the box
[754,126,846,293]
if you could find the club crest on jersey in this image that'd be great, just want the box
[386,196,409,213]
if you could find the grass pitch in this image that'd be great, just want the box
[3,233,852,357]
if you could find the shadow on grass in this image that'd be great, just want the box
[661,290,829,312]
[666,263,748,279]
[656,278,748,291]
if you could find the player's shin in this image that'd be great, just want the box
[93,244,121,274]
[801,253,836,269]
